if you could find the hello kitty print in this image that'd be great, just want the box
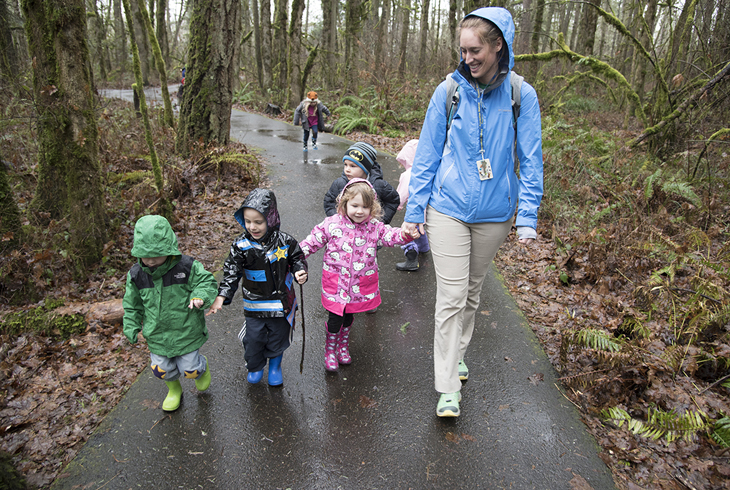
[299,213,412,315]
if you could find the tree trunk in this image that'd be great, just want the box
[261,0,272,86]
[418,0,429,75]
[530,0,544,54]
[155,0,168,64]
[128,0,150,84]
[541,0,555,52]
[344,0,362,92]
[579,0,601,55]
[272,0,287,104]
[176,0,241,154]
[518,0,533,55]
[397,0,409,78]
[448,0,457,65]
[122,0,171,218]
[113,0,126,74]
[0,0,19,81]
[0,157,22,251]
[91,0,108,82]
[287,0,305,107]
[252,0,264,89]
[374,0,384,70]
[136,0,173,127]
[22,0,106,266]
[322,0,337,89]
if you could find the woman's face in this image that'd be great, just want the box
[346,193,371,224]
[460,27,503,85]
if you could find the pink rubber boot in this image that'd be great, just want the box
[336,324,352,364]
[324,326,339,372]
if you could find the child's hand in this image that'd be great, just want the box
[295,270,308,285]
[206,296,225,316]
[188,298,204,309]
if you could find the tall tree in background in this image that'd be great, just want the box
[136,0,173,127]
[448,0,457,65]
[90,0,109,81]
[128,0,151,84]
[156,0,168,64]
[261,0,272,86]
[344,0,363,91]
[113,0,127,73]
[176,0,241,154]
[418,0,430,74]
[287,0,305,106]
[397,0,409,78]
[272,0,288,104]
[322,0,337,89]
[252,0,264,89]
[21,0,106,266]
[578,0,601,55]
[0,0,19,81]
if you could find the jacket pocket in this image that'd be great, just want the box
[322,270,339,295]
[358,271,378,296]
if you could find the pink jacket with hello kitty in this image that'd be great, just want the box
[300,213,411,315]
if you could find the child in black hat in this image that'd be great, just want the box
[323,142,400,225]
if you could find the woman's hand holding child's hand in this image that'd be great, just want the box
[206,296,225,316]
[295,270,308,285]
[188,298,204,309]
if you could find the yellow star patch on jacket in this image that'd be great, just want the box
[184,369,199,379]
[273,247,288,260]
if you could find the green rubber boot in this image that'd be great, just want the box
[195,357,211,391]
[163,380,183,411]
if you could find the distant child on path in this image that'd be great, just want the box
[323,142,401,225]
[207,189,308,386]
[394,139,430,271]
[300,179,418,372]
[123,215,218,412]
[293,91,331,151]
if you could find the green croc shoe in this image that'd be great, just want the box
[436,391,461,417]
[458,359,469,381]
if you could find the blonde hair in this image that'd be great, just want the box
[337,182,383,221]
[458,16,503,52]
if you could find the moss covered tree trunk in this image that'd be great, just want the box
[0,0,19,81]
[287,0,305,108]
[0,159,21,251]
[175,0,241,155]
[136,0,173,128]
[22,0,106,266]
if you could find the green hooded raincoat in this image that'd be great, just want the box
[123,216,218,358]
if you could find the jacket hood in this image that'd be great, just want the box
[457,7,514,89]
[234,188,281,240]
[340,177,375,199]
[131,215,180,258]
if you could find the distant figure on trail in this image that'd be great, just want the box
[206,189,308,387]
[177,66,186,100]
[123,215,218,412]
[299,179,418,373]
[323,142,401,226]
[401,7,544,418]
[293,91,330,151]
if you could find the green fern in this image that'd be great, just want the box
[661,181,701,207]
[575,328,621,352]
[644,169,662,199]
[711,417,730,447]
[601,406,709,443]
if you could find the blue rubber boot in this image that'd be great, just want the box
[247,369,264,384]
[268,354,284,386]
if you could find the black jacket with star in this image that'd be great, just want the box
[323,161,401,224]
[217,189,307,320]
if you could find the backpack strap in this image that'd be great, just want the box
[510,70,523,131]
[445,75,460,137]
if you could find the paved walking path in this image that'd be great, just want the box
[52,90,615,489]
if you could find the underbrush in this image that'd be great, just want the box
[0,96,264,308]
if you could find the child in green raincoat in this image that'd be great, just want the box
[123,215,218,411]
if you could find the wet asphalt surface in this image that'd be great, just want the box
[52,87,615,489]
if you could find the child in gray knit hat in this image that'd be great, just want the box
[323,142,401,225]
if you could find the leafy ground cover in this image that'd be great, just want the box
[1,91,729,489]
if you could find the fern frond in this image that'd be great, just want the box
[575,328,621,352]
[711,417,730,447]
[559,369,609,388]
[602,406,709,443]
[644,169,662,199]
[661,181,701,207]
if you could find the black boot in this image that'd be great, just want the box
[396,249,419,271]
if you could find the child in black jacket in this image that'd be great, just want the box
[207,189,308,386]
[323,142,401,224]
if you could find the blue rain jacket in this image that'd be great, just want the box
[405,7,543,231]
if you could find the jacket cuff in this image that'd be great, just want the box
[516,226,537,240]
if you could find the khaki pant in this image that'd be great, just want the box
[425,206,512,394]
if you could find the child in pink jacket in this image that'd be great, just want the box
[395,139,430,271]
[299,179,418,372]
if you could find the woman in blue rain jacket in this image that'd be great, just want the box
[402,7,544,418]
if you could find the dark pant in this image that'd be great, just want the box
[241,316,292,372]
[327,311,354,333]
[303,126,319,145]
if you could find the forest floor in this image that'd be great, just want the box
[1,98,729,489]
